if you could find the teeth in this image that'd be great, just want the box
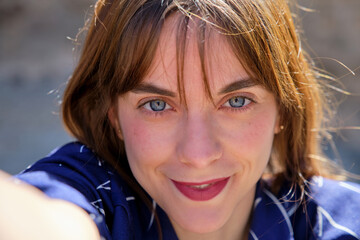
[190,183,212,189]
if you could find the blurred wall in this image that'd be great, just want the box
[298,0,360,175]
[0,0,359,176]
[0,0,93,173]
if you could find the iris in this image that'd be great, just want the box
[228,96,246,108]
[150,100,166,111]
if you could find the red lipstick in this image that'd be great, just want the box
[172,177,230,201]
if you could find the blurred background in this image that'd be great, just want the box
[0,0,359,179]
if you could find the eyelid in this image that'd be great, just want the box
[222,97,252,108]
[218,92,257,107]
[143,100,171,111]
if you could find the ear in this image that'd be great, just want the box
[107,106,124,140]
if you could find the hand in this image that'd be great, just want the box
[0,170,100,240]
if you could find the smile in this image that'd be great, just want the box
[171,177,230,201]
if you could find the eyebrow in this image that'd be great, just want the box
[131,83,176,97]
[218,78,258,95]
[131,77,258,97]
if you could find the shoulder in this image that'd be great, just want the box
[15,142,130,239]
[16,142,167,240]
[307,176,360,239]
[249,177,360,240]
[18,142,112,198]
[310,176,360,203]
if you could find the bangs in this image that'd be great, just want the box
[106,0,311,142]
[110,1,166,95]
[112,1,266,106]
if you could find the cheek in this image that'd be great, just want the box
[224,110,277,158]
[120,117,174,167]
[123,123,153,161]
[246,115,276,143]
[233,115,277,180]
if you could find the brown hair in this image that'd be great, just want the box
[62,0,335,205]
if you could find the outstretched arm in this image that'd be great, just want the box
[0,170,100,240]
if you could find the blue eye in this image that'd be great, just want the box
[150,100,166,111]
[227,96,249,108]
[143,99,170,112]
[222,96,252,109]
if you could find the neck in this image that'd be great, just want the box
[174,187,255,240]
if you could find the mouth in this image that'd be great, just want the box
[171,177,230,201]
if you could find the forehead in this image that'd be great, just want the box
[143,14,250,92]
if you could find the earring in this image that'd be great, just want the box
[280,125,284,130]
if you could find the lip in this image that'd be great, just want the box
[171,177,230,201]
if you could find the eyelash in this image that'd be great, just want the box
[220,95,255,113]
[138,98,173,117]
[138,94,255,116]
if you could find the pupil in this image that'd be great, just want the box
[230,97,245,107]
[150,100,165,111]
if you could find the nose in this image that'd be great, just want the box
[176,112,222,168]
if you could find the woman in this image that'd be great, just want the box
[1,0,359,239]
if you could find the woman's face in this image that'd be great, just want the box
[109,17,280,237]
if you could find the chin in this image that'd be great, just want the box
[186,223,223,234]
[171,206,229,234]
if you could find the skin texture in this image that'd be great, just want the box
[0,171,100,240]
[109,16,280,240]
